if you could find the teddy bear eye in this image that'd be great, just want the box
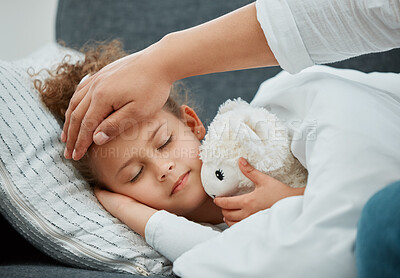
[215,169,224,181]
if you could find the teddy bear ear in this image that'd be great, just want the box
[217,98,249,115]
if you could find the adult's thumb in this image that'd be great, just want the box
[93,105,139,145]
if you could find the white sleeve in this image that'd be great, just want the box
[256,0,400,74]
[144,210,221,262]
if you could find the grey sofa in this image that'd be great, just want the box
[1,0,399,277]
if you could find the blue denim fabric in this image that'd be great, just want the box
[356,181,400,278]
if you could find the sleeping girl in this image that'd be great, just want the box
[34,40,400,276]
[34,41,305,248]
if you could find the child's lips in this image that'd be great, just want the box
[171,171,190,195]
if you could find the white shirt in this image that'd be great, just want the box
[145,65,400,277]
[255,0,400,74]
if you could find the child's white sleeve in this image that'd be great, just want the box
[256,0,400,74]
[145,210,221,262]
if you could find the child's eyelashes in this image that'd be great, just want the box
[130,166,143,183]
[157,135,173,150]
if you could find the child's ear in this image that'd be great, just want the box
[180,105,206,139]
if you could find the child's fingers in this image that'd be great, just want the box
[221,208,249,222]
[94,187,138,217]
[93,186,103,197]
[94,187,113,209]
[238,157,270,185]
[94,187,118,202]
[224,218,239,227]
[214,194,249,210]
[93,185,106,196]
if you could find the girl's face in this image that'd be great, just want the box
[89,106,208,217]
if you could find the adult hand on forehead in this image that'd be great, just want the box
[62,47,172,161]
[62,3,277,160]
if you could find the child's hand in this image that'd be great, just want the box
[94,187,157,238]
[214,158,305,227]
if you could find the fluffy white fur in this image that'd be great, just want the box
[199,98,307,198]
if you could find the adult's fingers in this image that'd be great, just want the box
[92,102,138,146]
[70,92,121,160]
[73,102,139,161]
[75,74,93,92]
[64,94,92,160]
[61,79,91,143]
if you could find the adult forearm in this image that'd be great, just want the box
[157,2,277,83]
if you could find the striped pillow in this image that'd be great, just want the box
[0,48,173,276]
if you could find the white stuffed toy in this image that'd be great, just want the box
[199,98,307,198]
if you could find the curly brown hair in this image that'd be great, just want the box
[33,40,191,186]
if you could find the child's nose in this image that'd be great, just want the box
[159,161,175,181]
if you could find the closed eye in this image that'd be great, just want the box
[157,135,173,150]
[129,135,172,183]
[130,166,143,183]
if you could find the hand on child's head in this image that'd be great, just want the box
[62,49,173,161]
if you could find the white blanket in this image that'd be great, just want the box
[170,66,400,277]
